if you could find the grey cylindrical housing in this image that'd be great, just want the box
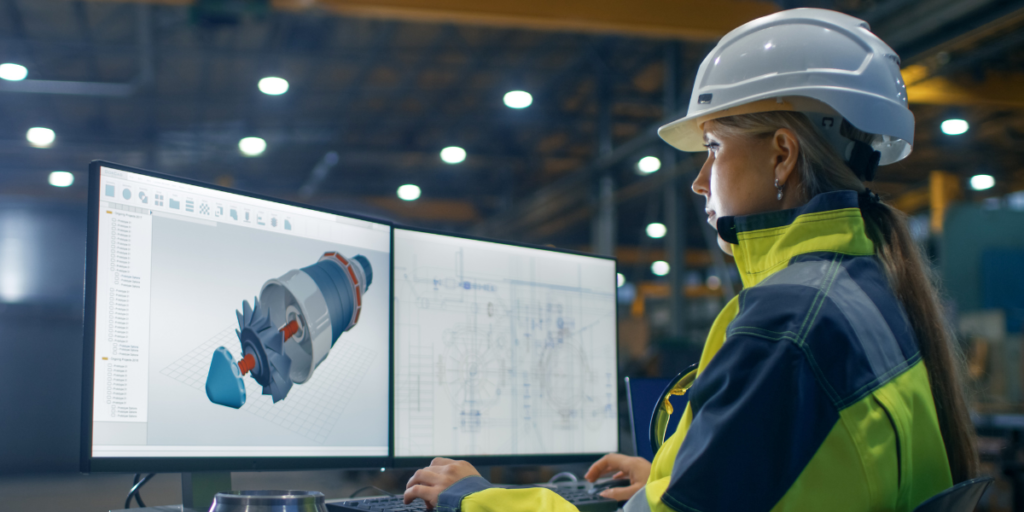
[210,490,326,512]
[258,252,372,384]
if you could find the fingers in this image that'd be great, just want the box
[600,482,644,502]
[584,453,623,482]
[406,467,446,489]
[404,484,438,509]
[430,457,457,467]
[611,471,626,480]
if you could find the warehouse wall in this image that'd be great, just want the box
[0,199,86,474]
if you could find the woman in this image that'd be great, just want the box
[403,8,978,511]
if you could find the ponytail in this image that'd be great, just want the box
[859,200,978,482]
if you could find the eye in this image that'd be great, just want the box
[702,142,720,154]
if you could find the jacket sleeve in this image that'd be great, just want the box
[647,329,840,512]
[437,476,580,512]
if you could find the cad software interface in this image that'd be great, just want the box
[90,166,391,458]
[393,229,618,458]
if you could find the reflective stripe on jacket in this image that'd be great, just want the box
[438,191,953,512]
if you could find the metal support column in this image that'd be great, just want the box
[594,175,616,256]
[592,66,616,257]
[664,41,686,340]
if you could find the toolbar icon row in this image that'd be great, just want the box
[105,182,292,231]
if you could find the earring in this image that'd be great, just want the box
[775,179,783,201]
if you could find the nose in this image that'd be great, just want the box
[692,153,712,197]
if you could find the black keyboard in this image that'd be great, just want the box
[327,495,427,511]
[544,482,620,511]
[326,482,619,511]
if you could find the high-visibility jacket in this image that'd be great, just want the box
[437,191,953,512]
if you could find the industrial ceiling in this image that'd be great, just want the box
[1,0,1023,279]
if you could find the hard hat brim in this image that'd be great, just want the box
[658,97,803,152]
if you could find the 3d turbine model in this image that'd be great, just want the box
[205,252,373,409]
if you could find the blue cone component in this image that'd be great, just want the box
[352,255,372,291]
[205,346,246,409]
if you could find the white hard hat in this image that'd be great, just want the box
[658,8,913,176]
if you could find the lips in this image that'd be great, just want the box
[706,209,717,229]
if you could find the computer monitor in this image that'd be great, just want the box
[81,161,393,472]
[392,227,619,466]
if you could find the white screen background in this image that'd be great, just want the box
[394,229,618,458]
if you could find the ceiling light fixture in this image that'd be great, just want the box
[0,63,27,81]
[238,137,267,157]
[27,127,55,148]
[706,275,721,290]
[970,174,995,191]
[48,171,74,187]
[503,90,533,109]
[637,156,661,174]
[440,146,466,164]
[397,184,421,201]
[258,76,289,96]
[651,260,670,276]
[646,222,667,239]
[940,119,968,136]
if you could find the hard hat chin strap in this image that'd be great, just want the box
[848,140,881,182]
[804,112,882,182]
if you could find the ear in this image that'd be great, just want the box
[771,128,801,186]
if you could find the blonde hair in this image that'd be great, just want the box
[708,111,979,483]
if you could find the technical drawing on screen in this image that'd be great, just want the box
[393,229,618,458]
[88,165,391,460]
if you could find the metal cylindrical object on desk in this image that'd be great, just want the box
[209,490,327,512]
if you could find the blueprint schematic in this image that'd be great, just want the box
[394,230,618,457]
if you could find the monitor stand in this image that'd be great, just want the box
[110,472,232,512]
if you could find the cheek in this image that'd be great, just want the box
[709,149,770,217]
[709,162,725,193]
[708,161,734,210]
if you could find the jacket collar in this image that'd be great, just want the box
[716,191,875,288]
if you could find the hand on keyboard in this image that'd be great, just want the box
[404,457,482,509]
[584,453,651,501]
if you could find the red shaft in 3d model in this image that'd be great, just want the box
[280,319,300,342]
[238,353,256,376]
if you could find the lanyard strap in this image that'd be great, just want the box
[649,363,698,455]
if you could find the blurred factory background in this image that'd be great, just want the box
[1,0,1024,510]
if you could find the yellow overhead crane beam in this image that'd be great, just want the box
[904,65,1024,108]
[70,0,780,41]
[929,170,962,234]
[900,6,1024,107]
[283,0,779,40]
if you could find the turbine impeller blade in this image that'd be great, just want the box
[242,300,253,327]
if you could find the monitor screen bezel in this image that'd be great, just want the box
[80,160,395,473]
[390,225,620,468]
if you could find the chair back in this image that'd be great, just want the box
[913,477,994,512]
[624,377,670,462]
